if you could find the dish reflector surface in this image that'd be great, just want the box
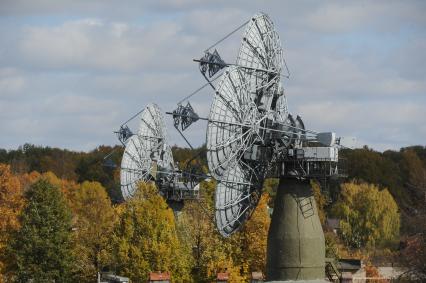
[237,13,283,73]
[206,66,260,179]
[215,162,261,237]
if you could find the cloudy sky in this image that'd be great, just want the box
[0,0,425,152]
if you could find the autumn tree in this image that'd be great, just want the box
[311,180,327,225]
[180,181,272,282]
[0,164,25,282]
[239,193,270,275]
[8,179,74,282]
[332,182,400,249]
[178,180,246,282]
[71,181,117,282]
[112,182,191,282]
[400,149,426,195]
[38,171,79,206]
[75,146,122,203]
[342,147,403,201]
[263,178,279,207]
[180,205,245,283]
[401,212,426,280]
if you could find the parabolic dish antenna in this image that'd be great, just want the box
[120,103,173,200]
[206,14,286,236]
[207,66,269,237]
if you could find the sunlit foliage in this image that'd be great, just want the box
[112,182,191,282]
[332,182,400,248]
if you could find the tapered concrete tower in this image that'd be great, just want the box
[266,178,326,282]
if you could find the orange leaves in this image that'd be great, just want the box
[0,164,25,280]
[0,164,25,233]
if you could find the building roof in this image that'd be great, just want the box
[102,273,130,283]
[251,271,264,280]
[149,272,171,280]
[339,258,362,271]
[217,272,229,280]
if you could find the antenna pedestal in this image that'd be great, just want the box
[266,178,326,282]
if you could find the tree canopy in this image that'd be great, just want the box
[8,179,74,282]
[332,182,400,249]
[0,164,24,282]
[71,181,117,282]
[112,182,191,282]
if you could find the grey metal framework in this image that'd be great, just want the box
[205,14,297,237]
[203,13,341,237]
[166,12,343,237]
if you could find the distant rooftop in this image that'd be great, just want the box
[339,258,362,271]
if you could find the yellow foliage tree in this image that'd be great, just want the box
[332,182,400,248]
[112,182,191,282]
[18,171,41,190]
[0,164,25,282]
[240,193,270,275]
[71,181,117,282]
[179,180,246,282]
[180,181,272,282]
[311,180,327,226]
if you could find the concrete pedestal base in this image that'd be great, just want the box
[266,178,326,281]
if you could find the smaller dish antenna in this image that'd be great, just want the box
[118,104,201,204]
[120,104,174,199]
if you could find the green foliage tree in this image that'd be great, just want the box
[75,146,122,203]
[332,182,400,249]
[71,181,117,282]
[342,147,403,201]
[7,179,74,282]
[112,182,191,282]
[400,149,426,193]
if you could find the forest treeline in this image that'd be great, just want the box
[1,144,424,211]
[0,144,425,282]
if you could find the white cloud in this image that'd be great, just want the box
[0,68,25,97]
[0,1,425,151]
[16,18,198,72]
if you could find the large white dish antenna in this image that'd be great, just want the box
[206,66,267,237]
[207,14,287,237]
